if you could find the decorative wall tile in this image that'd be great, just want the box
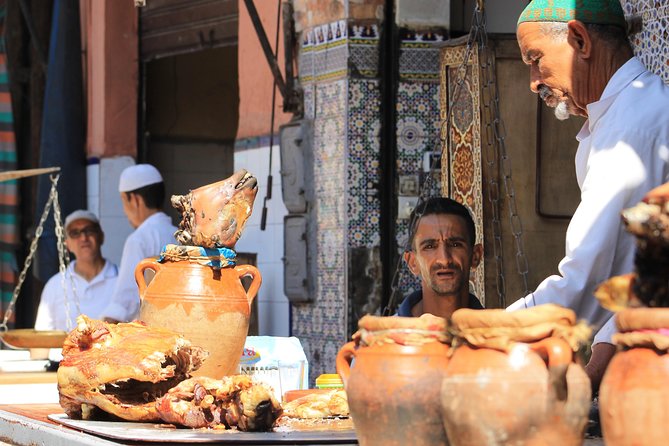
[399,29,447,82]
[293,70,348,382]
[347,79,381,249]
[623,0,669,82]
[298,29,315,84]
[315,79,347,118]
[309,20,349,82]
[303,83,315,120]
[391,60,444,301]
[349,23,380,78]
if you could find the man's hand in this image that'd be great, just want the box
[584,342,616,396]
[643,181,669,204]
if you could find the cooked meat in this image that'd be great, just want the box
[171,170,258,249]
[282,390,349,419]
[57,315,208,422]
[155,375,282,430]
[622,201,669,307]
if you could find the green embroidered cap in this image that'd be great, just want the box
[517,0,626,29]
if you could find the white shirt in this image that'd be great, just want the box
[508,58,669,344]
[101,212,176,322]
[34,260,118,331]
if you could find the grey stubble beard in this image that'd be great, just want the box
[554,101,570,120]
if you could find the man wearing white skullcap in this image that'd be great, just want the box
[35,209,118,331]
[101,164,177,323]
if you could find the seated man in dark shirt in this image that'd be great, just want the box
[398,197,484,318]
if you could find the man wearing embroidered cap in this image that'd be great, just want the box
[101,164,177,323]
[35,210,118,331]
[509,0,669,394]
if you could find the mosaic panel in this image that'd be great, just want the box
[439,44,485,303]
[399,30,447,82]
[303,83,315,120]
[292,257,347,382]
[348,79,381,249]
[392,79,443,299]
[349,23,380,78]
[396,82,441,136]
[315,80,347,118]
[292,72,348,382]
[298,29,315,84]
[307,20,349,82]
[622,0,669,82]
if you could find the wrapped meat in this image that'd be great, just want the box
[57,315,207,422]
[155,375,282,430]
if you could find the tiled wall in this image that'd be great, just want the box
[394,31,446,298]
[623,0,669,82]
[347,24,383,327]
[294,18,451,381]
[294,20,350,382]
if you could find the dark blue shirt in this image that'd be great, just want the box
[397,290,484,316]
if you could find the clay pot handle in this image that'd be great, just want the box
[235,264,262,308]
[335,341,357,388]
[529,337,572,401]
[134,257,163,300]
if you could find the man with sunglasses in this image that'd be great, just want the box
[35,210,118,331]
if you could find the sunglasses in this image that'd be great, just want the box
[67,226,99,239]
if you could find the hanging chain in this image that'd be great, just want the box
[476,10,530,301]
[384,5,483,314]
[1,175,62,333]
[52,177,79,331]
[477,12,507,306]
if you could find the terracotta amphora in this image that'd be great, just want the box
[135,257,260,378]
[599,307,669,446]
[336,314,450,446]
[441,306,591,446]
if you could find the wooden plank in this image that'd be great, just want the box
[0,403,61,425]
[0,372,57,385]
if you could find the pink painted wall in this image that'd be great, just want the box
[237,0,293,140]
[81,0,138,158]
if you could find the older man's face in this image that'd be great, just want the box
[65,219,104,262]
[517,21,587,119]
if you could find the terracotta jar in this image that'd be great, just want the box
[135,257,260,378]
[336,314,450,446]
[441,306,591,446]
[599,307,669,446]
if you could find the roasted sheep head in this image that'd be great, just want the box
[57,315,208,422]
[155,375,282,431]
[171,170,258,249]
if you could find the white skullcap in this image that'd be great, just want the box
[64,209,99,230]
[118,164,163,193]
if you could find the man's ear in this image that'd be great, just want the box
[403,250,419,276]
[567,20,592,58]
[471,243,483,270]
